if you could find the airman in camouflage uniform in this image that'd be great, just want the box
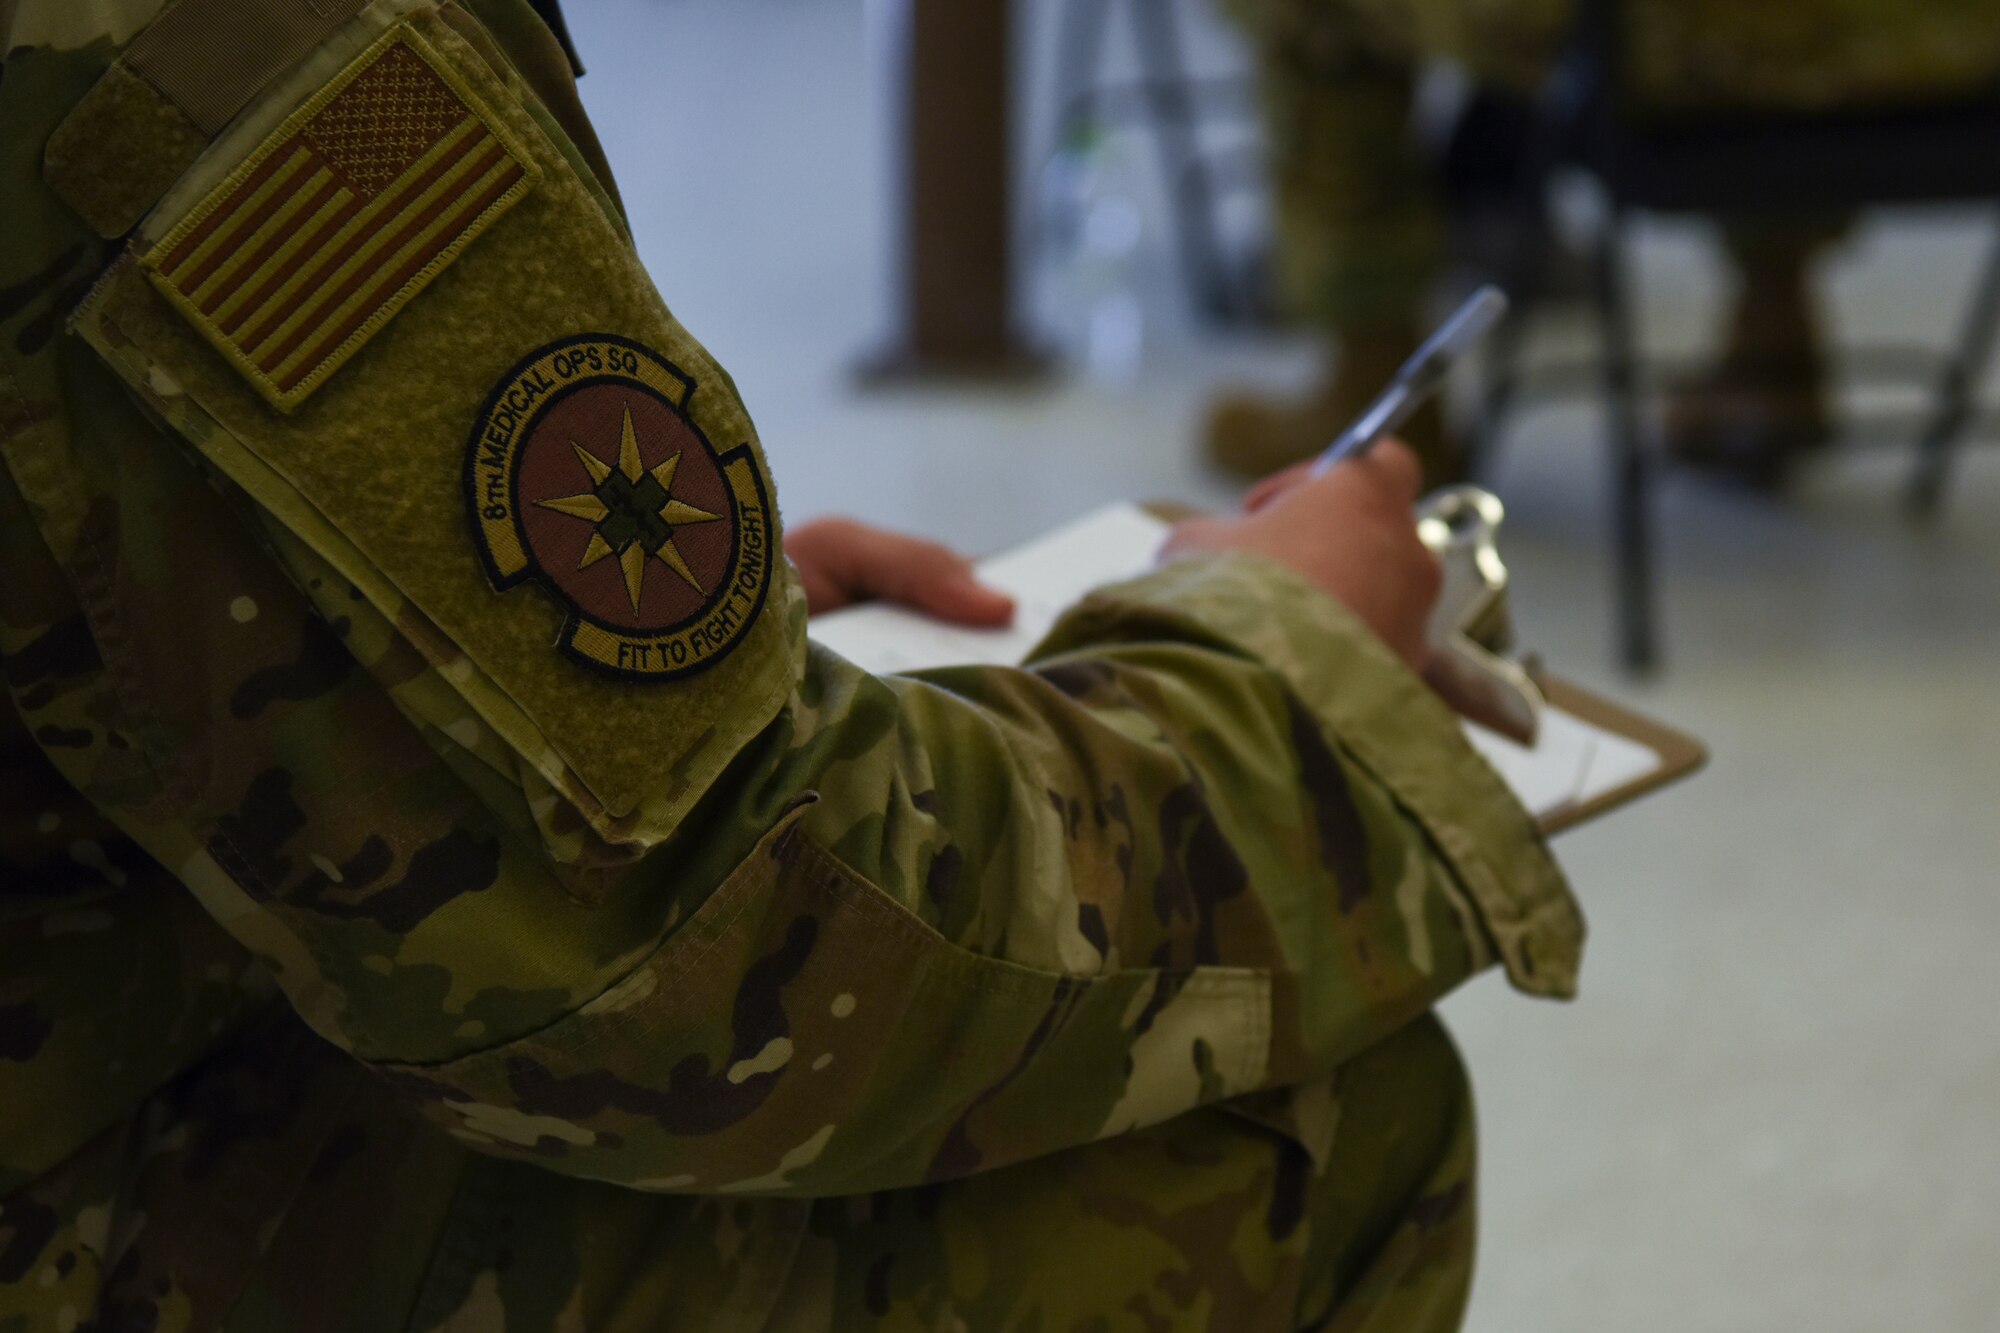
[1209,0,2000,483]
[0,0,1581,1328]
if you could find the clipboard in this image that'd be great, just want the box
[809,502,1708,836]
[1524,676,1707,835]
[1138,500,1706,835]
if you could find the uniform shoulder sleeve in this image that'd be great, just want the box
[56,2,785,858]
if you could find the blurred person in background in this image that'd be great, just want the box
[1207,0,2000,488]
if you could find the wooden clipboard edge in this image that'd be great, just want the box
[1532,676,1709,835]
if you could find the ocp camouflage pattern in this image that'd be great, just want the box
[0,1,1579,1328]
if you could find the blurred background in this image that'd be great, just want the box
[563,1,2000,1328]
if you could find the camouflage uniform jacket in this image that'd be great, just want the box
[0,0,1581,1326]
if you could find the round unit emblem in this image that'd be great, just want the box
[466,335,774,680]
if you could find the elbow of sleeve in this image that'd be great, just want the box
[349,807,898,1192]
[353,804,1285,1196]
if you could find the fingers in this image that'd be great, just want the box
[1347,437,1425,505]
[786,517,866,614]
[1243,462,1313,513]
[1279,437,1424,517]
[1249,438,1425,523]
[793,562,847,615]
[792,519,1015,627]
[898,565,1017,627]
[1160,514,1232,559]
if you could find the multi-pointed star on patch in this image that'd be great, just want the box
[534,407,722,612]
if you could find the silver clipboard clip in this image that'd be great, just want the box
[1415,485,1545,746]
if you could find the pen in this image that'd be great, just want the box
[1309,284,1511,476]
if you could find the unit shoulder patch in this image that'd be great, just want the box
[141,22,539,411]
[467,335,775,681]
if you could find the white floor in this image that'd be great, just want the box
[570,3,2000,1328]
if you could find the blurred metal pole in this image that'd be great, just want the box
[860,0,1049,383]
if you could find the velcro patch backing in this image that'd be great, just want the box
[141,22,539,411]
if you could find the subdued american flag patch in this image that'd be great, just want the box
[142,24,538,411]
